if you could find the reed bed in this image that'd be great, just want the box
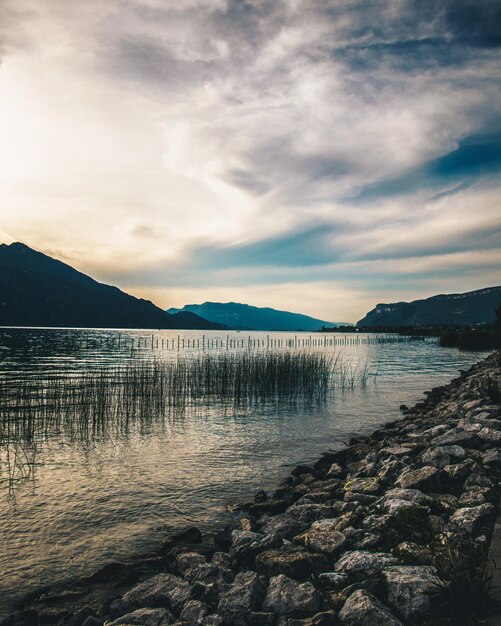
[0,351,374,445]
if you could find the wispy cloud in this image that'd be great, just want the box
[0,0,500,320]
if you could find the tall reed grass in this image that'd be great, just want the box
[0,351,374,445]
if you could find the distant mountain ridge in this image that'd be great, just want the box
[167,301,343,331]
[0,242,221,329]
[357,286,501,327]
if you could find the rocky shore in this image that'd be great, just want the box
[5,351,501,626]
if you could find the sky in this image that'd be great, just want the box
[0,0,500,323]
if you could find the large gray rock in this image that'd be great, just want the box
[259,514,310,541]
[334,551,397,579]
[381,488,433,506]
[449,503,495,534]
[301,519,347,556]
[107,607,176,625]
[285,503,337,523]
[383,565,441,621]
[338,589,402,626]
[262,574,321,616]
[431,429,478,447]
[421,447,451,469]
[110,574,192,617]
[396,466,446,492]
[255,547,328,580]
[179,600,208,624]
[217,571,267,625]
[176,552,207,576]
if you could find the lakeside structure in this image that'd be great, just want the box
[5,351,501,625]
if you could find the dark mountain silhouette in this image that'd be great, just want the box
[0,242,221,329]
[357,286,501,327]
[167,301,343,331]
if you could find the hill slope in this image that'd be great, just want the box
[167,301,341,331]
[357,286,501,327]
[0,242,220,329]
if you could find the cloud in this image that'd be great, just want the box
[0,0,500,321]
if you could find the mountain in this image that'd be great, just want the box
[167,301,342,331]
[0,242,221,329]
[357,286,501,328]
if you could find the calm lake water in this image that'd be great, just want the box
[0,328,491,616]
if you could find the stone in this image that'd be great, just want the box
[255,547,329,580]
[383,565,441,621]
[334,551,397,579]
[394,541,432,565]
[458,489,486,507]
[382,488,433,507]
[179,600,208,624]
[110,573,192,617]
[286,503,337,523]
[421,447,450,469]
[441,445,466,459]
[176,552,207,576]
[326,463,344,477]
[443,460,474,481]
[482,450,501,465]
[378,459,405,483]
[217,571,267,626]
[202,616,223,626]
[396,466,446,492]
[431,429,478,447]
[380,446,412,457]
[262,574,321,616]
[259,515,310,542]
[449,503,495,534]
[162,527,202,551]
[107,608,176,625]
[317,572,350,589]
[230,530,279,568]
[338,590,402,625]
[301,519,347,556]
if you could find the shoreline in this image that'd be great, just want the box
[4,351,501,625]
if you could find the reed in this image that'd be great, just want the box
[0,351,376,445]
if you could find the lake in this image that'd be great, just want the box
[0,328,491,617]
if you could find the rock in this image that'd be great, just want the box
[262,574,321,616]
[309,610,338,625]
[482,449,501,465]
[394,541,432,565]
[249,500,289,517]
[110,574,192,617]
[431,429,478,448]
[176,552,207,576]
[229,530,279,568]
[338,590,402,625]
[458,489,486,507]
[326,463,344,477]
[449,503,495,534]
[441,445,466,460]
[162,527,202,551]
[213,527,232,551]
[317,572,350,589]
[343,492,377,505]
[259,515,309,542]
[421,447,451,469]
[255,547,329,580]
[179,600,208,624]
[382,488,433,507]
[334,551,398,579]
[286,504,337,523]
[301,519,347,556]
[383,565,441,621]
[479,428,501,444]
[443,460,474,481]
[377,459,405,484]
[107,608,177,625]
[396,466,446,492]
[202,616,223,626]
[217,571,267,626]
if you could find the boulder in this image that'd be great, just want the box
[421,447,450,469]
[218,571,267,626]
[383,565,441,621]
[334,551,397,579]
[285,504,337,524]
[255,547,329,580]
[262,574,321,616]
[107,608,176,625]
[179,600,208,624]
[176,552,207,576]
[338,590,402,625]
[301,519,347,556]
[449,504,495,534]
[396,466,446,492]
[110,573,192,617]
